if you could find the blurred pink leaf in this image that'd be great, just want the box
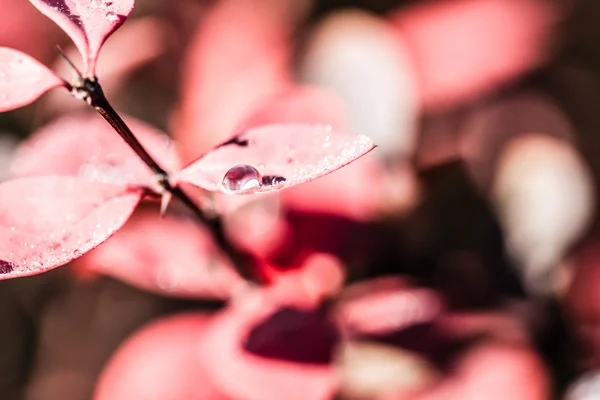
[235,86,348,133]
[10,113,179,186]
[29,0,135,76]
[334,277,443,336]
[0,0,64,61]
[95,313,227,400]
[389,0,558,109]
[0,47,65,112]
[377,342,549,400]
[178,123,375,194]
[80,210,243,299]
[173,0,298,163]
[0,176,141,279]
[200,293,338,400]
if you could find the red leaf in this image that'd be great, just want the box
[177,123,375,194]
[80,210,243,299]
[10,113,179,186]
[0,176,141,279]
[0,47,65,112]
[199,292,338,400]
[28,0,135,76]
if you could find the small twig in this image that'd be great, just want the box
[56,45,83,79]
[67,73,259,282]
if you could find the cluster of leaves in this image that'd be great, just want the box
[0,0,374,280]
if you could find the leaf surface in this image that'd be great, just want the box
[0,176,141,279]
[173,0,293,163]
[29,0,135,76]
[199,289,337,400]
[235,85,347,133]
[0,47,65,112]
[10,113,179,186]
[178,123,375,194]
[81,210,242,299]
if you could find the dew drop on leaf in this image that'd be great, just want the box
[222,164,262,193]
[106,11,119,22]
[0,260,15,274]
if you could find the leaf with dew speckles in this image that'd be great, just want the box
[29,0,135,76]
[177,123,375,195]
[0,175,141,279]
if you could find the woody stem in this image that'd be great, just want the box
[69,76,258,282]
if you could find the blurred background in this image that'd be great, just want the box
[3,0,600,399]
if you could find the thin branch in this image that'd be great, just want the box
[71,76,260,282]
[92,93,168,178]
[56,45,84,78]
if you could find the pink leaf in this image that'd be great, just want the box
[234,85,348,133]
[0,47,65,112]
[0,176,141,279]
[10,113,179,186]
[80,210,243,299]
[199,292,338,400]
[389,0,558,109]
[172,0,296,163]
[28,0,135,76]
[95,313,227,400]
[177,124,375,195]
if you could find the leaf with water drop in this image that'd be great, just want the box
[0,47,66,112]
[10,112,179,186]
[29,0,135,76]
[177,123,376,194]
[0,176,142,280]
[80,210,242,298]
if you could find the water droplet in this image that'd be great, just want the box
[262,175,287,186]
[91,0,109,7]
[29,261,42,270]
[106,11,119,22]
[222,164,262,193]
[0,260,15,274]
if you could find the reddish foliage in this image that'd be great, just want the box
[29,0,135,76]
[178,123,375,194]
[0,176,141,278]
[0,47,65,111]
